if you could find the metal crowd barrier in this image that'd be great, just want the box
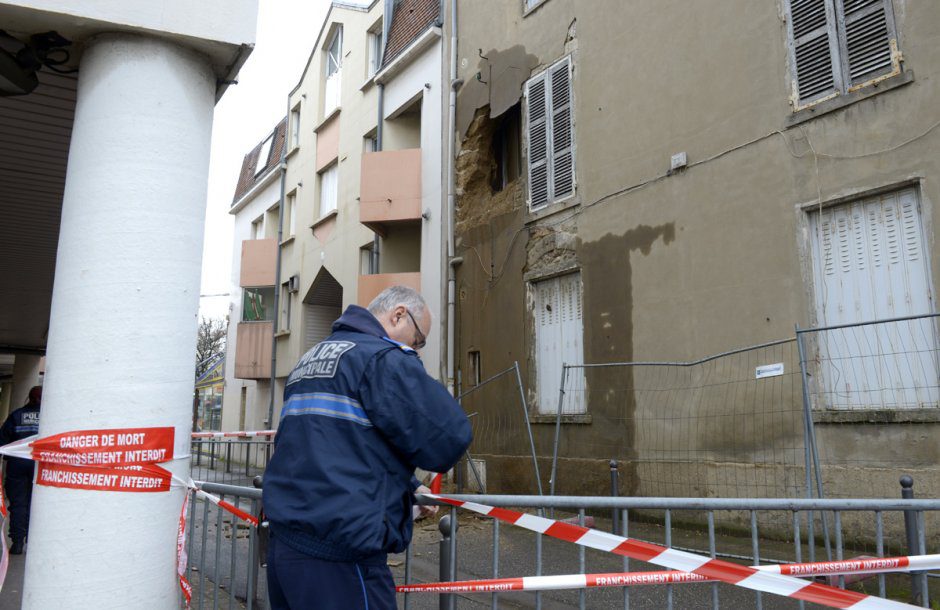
[188,481,266,610]
[191,438,272,486]
[184,480,937,609]
[411,491,939,610]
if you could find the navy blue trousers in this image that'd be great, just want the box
[267,533,396,610]
[4,475,32,544]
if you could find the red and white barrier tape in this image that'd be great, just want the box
[194,488,260,527]
[397,554,940,594]
[191,430,275,439]
[424,494,917,609]
[177,492,193,606]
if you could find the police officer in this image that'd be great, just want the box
[263,286,472,609]
[0,385,41,555]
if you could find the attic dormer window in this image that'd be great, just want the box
[255,135,273,176]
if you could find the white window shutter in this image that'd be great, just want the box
[837,0,897,86]
[808,189,936,410]
[785,0,840,104]
[549,57,575,201]
[535,273,586,415]
[525,73,550,210]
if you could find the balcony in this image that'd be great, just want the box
[359,149,422,235]
[234,322,273,379]
[240,238,277,287]
[358,272,421,307]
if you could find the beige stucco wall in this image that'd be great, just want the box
[453,0,940,499]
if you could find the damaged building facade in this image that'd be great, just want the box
[452,0,940,500]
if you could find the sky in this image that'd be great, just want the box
[198,0,337,321]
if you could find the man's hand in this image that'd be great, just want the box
[414,484,438,518]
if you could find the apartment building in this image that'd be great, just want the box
[224,0,450,430]
[222,119,286,432]
[452,0,940,498]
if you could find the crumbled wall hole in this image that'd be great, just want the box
[455,106,524,234]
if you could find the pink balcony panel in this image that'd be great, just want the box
[360,149,422,230]
[234,321,273,379]
[240,238,277,287]
[358,273,421,307]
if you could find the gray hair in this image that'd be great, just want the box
[367,285,428,321]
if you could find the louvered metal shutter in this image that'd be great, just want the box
[836,0,898,86]
[785,0,840,105]
[550,58,575,201]
[534,273,586,415]
[525,73,550,210]
[809,189,936,409]
[525,56,575,211]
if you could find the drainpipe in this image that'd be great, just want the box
[445,0,459,393]
[267,116,288,428]
[372,83,384,274]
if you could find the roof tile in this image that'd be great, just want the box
[232,117,287,205]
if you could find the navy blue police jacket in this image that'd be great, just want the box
[0,403,40,479]
[263,305,472,563]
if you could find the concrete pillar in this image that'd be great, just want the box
[23,34,214,609]
[10,354,41,412]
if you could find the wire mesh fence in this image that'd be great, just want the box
[457,361,542,495]
[796,312,940,501]
[553,339,808,500]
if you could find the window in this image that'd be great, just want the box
[324,27,343,114]
[265,205,279,239]
[364,135,378,153]
[524,56,575,211]
[468,351,482,387]
[533,272,585,415]
[318,163,338,217]
[251,216,264,240]
[784,0,900,109]
[367,23,383,78]
[279,282,292,332]
[290,104,301,150]
[285,191,297,237]
[242,287,275,322]
[492,104,522,192]
[808,187,936,409]
[255,135,273,176]
[359,242,374,275]
[525,0,547,10]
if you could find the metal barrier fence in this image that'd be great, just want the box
[191,438,272,486]
[183,480,935,609]
[407,492,938,610]
[187,481,266,610]
[552,338,807,500]
[458,361,542,495]
[796,312,940,499]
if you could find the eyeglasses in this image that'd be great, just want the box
[404,309,427,350]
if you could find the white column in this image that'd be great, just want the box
[9,354,41,412]
[23,34,214,609]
